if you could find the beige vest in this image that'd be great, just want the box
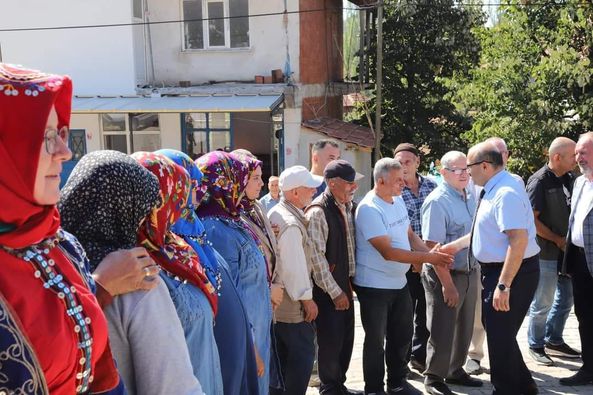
[268,201,314,323]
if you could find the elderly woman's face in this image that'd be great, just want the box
[245,166,264,200]
[33,107,72,205]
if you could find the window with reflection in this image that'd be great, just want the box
[182,0,249,50]
[184,112,231,159]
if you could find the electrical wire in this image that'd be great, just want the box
[0,6,375,33]
[2,2,590,33]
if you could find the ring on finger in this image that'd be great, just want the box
[143,266,152,277]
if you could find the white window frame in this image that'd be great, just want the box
[100,113,161,154]
[180,0,250,52]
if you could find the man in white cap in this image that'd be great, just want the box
[268,165,323,395]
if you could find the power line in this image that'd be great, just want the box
[1,2,590,33]
[0,6,376,33]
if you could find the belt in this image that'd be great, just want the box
[478,255,539,269]
[478,261,503,268]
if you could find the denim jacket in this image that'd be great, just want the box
[201,216,272,395]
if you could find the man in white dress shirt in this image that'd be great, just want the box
[559,132,593,386]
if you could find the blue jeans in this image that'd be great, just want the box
[527,259,574,349]
[161,273,224,395]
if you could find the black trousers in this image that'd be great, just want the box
[570,247,593,374]
[270,321,316,395]
[355,285,413,393]
[314,288,355,395]
[482,256,539,395]
[406,269,429,363]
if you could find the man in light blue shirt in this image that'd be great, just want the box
[420,151,482,395]
[442,142,540,395]
[259,176,280,213]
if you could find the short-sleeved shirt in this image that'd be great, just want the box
[421,182,476,271]
[259,193,280,213]
[401,174,438,237]
[472,170,540,263]
[526,165,574,260]
[354,190,411,290]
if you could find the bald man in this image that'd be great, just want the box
[485,137,525,187]
[442,141,540,394]
[526,137,581,366]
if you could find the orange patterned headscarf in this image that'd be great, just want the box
[133,152,218,313]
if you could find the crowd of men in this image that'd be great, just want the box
[262,133,593,395]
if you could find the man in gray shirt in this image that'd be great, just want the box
[421,151,482,395]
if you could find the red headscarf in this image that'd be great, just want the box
[0,64,119,394]
[133,152,218,314]
[0,64,71,248]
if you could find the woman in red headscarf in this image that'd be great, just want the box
[0,63,126,395]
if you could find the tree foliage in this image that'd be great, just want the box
[361,0,484,168]
[451,1,593,177]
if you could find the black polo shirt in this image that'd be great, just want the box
[526,165,575,261]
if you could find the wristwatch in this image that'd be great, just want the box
[497,283,511,292]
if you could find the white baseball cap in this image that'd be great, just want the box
[279,166,324,192]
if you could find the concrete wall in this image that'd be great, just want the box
[298,128,372,199]
[71,114,101,153]
[159,113,183,150]
[0,0,138,95]
[145,0,300,85]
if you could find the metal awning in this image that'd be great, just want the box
[72,93,284,114]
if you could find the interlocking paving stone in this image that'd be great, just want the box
[307,299,593,394]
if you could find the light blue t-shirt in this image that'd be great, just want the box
[472,170,540,263]
[354,190,411,290]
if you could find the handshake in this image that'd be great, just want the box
[411,242,457,273]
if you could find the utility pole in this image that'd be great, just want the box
[374,2,384,161]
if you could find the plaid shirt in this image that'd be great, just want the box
[306,198,356,300]
[401,174,437,237]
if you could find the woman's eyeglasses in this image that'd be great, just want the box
[44,126,69,155]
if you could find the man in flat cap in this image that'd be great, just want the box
[394,143,438,372]
[306,159,364,395]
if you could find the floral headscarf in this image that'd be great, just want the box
[0,63,72,248]
[59,150,161,271]
[195,151,250,220]
[133,152,218,313]
[231,149,265,229]
[156,149,222,293]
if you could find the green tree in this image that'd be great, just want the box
[359,0,484,168]
[344,9,361,80]
[451,1,593,177]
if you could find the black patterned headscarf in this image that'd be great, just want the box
[58,150,161,270]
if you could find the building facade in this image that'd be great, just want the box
[0,0,373,196]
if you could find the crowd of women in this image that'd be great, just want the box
[0,64,288,394]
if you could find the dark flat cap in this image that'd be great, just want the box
[393,143,419,157]
[324,159,364,182]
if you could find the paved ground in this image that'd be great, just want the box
[307,299,593,395]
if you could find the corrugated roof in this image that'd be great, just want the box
[302,117,375,148]
[72,94,283,113]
